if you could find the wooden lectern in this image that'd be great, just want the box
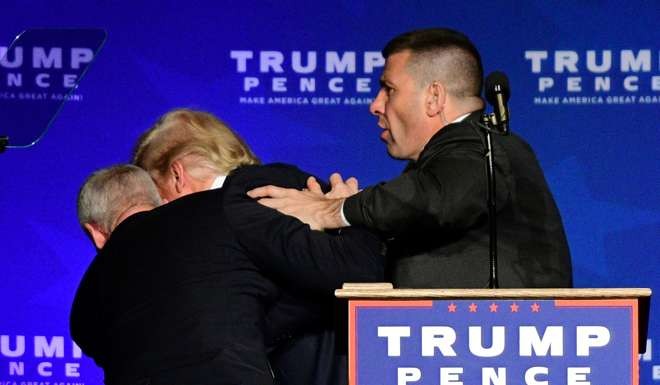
[335,284,651,385]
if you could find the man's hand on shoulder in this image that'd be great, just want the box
[247,173,358,230]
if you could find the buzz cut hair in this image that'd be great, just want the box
[382,28,483,98]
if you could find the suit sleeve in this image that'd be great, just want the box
[69,258,107,365]
[343,147,511,238]
[223,165,384,294]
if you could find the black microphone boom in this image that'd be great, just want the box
[485,71,510,134]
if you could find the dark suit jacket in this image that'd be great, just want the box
[344,112,572,288]
[70,163,383,385]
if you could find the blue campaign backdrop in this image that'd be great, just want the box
[1,1,658,384]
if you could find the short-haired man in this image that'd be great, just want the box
[249,28,573,288]
[77,165,163,249]
[71,164,382,385]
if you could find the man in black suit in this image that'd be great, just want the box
[71,164,382,385]
[132,108,383,385]
[248,28,572,289]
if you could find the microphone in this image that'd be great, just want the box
[485,71,510,134]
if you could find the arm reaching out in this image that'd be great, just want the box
[248,173,358,230]
[225,165,383,293]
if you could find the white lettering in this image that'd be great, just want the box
[37,361,53,376]
[34,335,64,358]
[9,361,24,375]
[272,77,287,92]
[243,77,259,91]
[624,75,639,91]
[469,326,505,357]
[555,51,579,73]
[260,51,284,73]
[230,50,253,72]
[1,335,25,357]
[0,47,23,68]
[621,50,651,72]
[300,77,316,92]
[525,367,548,385]
[66,362,81,377]
[539,77,554,92]
[398,367,422,385]
[325,51,356,73]
[356,77,371,92]
[567,77,582,92]
[576,326,610,356]
[364,51,385,73]
[652,76,660,91]
[594,76,611,91]
[525,51,548,73]
[36,73,50,87]
[586,50,611,73]
[63,74,77,88]
[440,367,463,385]
[421,326,457,357]
[567,367,591,385]
[71,47,94,69]
[7,73,22,86]
[328,77,343,93]
[292,51,316,74]
[33,47,62,69]
[640,339,652,361]
[519,326,563,356]
[377,326,410,356]
[482,367,506,385]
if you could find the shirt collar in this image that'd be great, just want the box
[451,113,471,124]
[210,175,227,189]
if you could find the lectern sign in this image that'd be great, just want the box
[349,299,638,385]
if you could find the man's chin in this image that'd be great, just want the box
[385,145,405,160]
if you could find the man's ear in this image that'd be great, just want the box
[426,81,446,117]
[83,222,109,250]
[170,160,187,194]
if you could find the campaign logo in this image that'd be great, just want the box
[524,49,660,106]
[0,334,86,384]
[350,299,640,385]
[0,29,105,147]
[229,50,383,106]
[0,45,94,103]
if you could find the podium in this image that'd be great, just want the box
[335,284,651,385]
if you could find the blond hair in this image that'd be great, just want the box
[132,109,259,182]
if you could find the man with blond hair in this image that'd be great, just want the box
[133,108,259,201]
[130,108,383,385]
[71,163,382,385]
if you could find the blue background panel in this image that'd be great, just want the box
[0,1,658,384]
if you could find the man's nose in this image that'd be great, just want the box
[369,89,385,116]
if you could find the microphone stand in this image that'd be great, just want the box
[479,72,511,288]
[475,113,507,288]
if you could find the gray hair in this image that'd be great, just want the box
[77,164,162,233]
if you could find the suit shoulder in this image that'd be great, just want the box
[227,163,312,190]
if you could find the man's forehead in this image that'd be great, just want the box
[381,50,413,82]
